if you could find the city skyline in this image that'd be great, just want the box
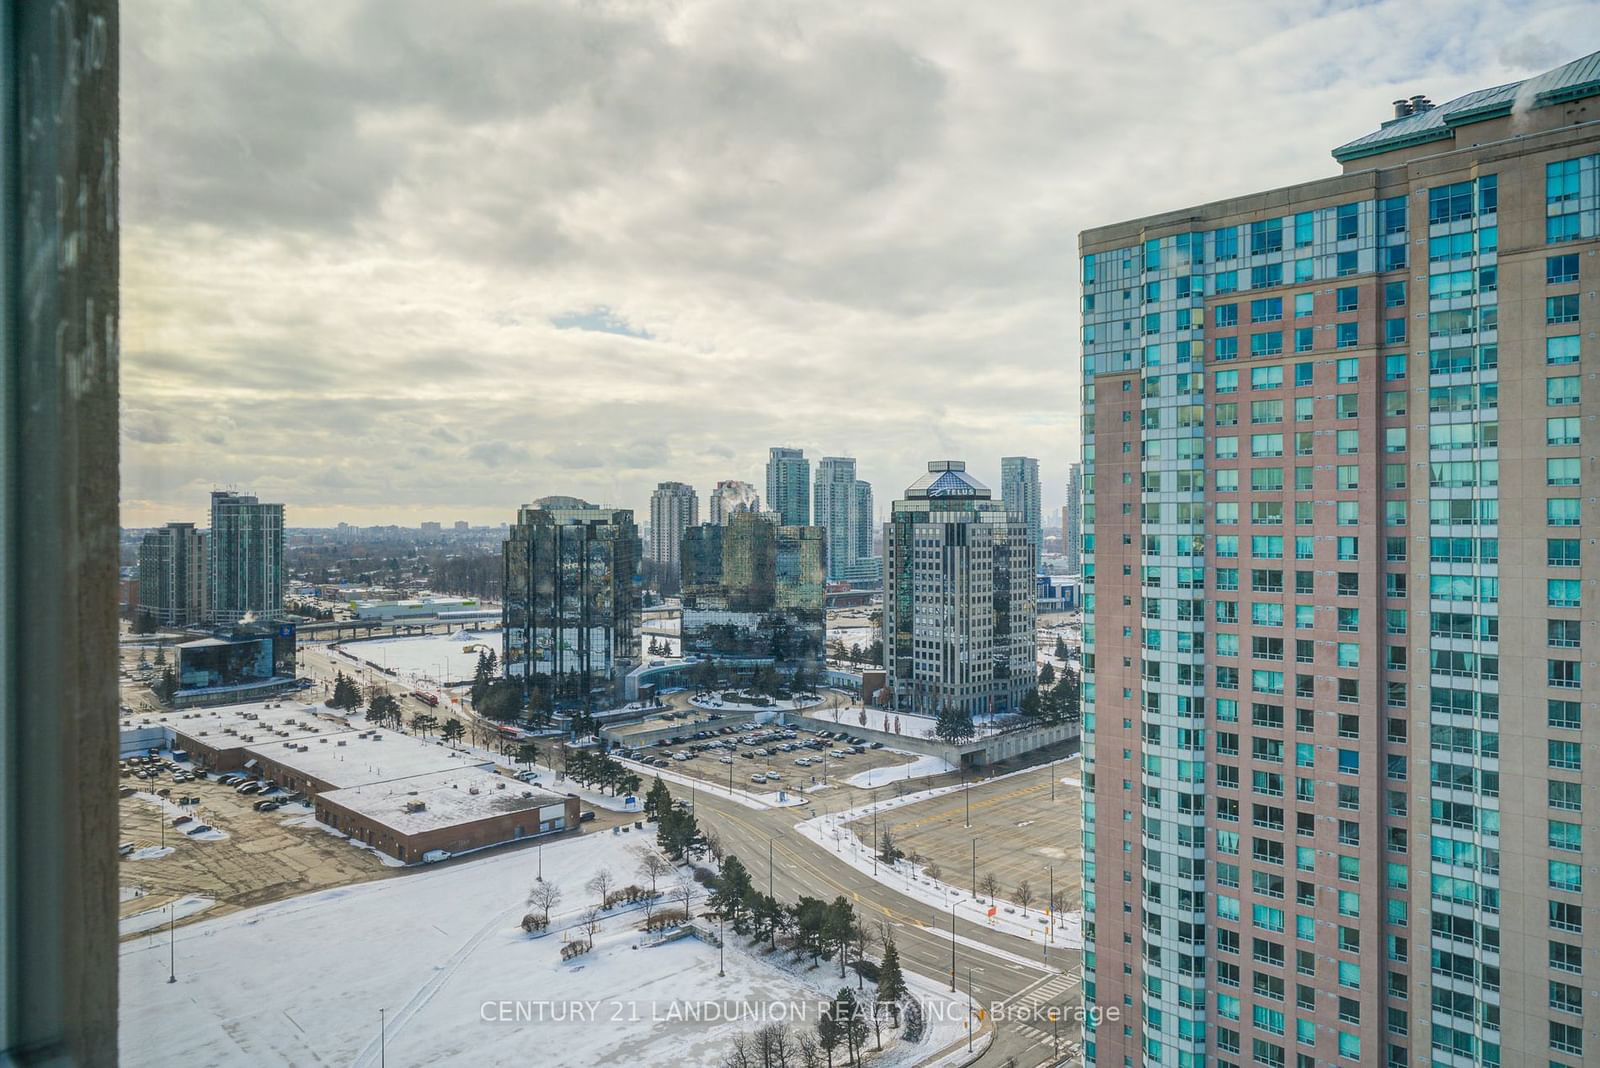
[117,1,1591,527]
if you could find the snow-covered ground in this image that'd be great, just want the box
[795,762,1083,953]
[689,692,825,713]
[805,705,940,739]
[120,832,967,1067]
[334,629,502,683]
[120,895,215,936]
[845,756,955,789]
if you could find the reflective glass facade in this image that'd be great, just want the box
[502,499,641,708]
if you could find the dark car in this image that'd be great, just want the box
[579,810,596,823]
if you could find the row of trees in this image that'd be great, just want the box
[825,639,883,668]
[708,853,912,1066]
[564,749,641,797]
[686,660,820,700]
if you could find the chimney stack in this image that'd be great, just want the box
[1393,99,1413,119]
[1409,94,1434,113]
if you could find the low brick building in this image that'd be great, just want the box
[139,699,577,862]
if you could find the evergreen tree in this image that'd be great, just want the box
[876,933,908,1026]
[934,703,975,745]
[441,718,466,746]
[1038,661,1056,686]
[816,995,842,1068]
[832,988,866,1065]
[331,672,362,713]
[157,666,178,704]
[644,776,672,821]
[154,644,167,667]
[711,855,754,931]
[877,827,903,865]
[825,897,857,977]
[1019,687,1041,720]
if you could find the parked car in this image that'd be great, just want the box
[185,824,212,836]
[255,801,281,813]
[579,810,596,823]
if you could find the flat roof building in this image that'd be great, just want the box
[140,700,578,862]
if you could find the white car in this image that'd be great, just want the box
[718,756,733,764]
[749,773,767,784]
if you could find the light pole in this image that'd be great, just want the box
[948,900,956,993]
[964,768,970,828]
[971,839,976,897]
[380,1008,386,1067]
[872,807,878,875]
[167,905,176,983]
[768,838,774,899]
[718,912,725,977]
[966,967,974,1052]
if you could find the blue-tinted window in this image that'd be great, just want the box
[1214,227,1239,260]
[1384,281,1406,307]
[1250,298,1283,323]
[1548,254,1579,284]
[1381,245,1407,271]
[1251,332,1283,357]
[1251,264,1283,289]
[1294,213,1314,248]
[1336,323,1358,349]
[1428,181,1474,224]
[1336,287,1358,312]
[1380,196,1407,235]
[1215,303,1238,327]
[1384,318,1406,346]
[1294,328,1313,353]
[1215,271,1238,295]
[1144,239,1161,271]
[1250,219,1283,255]
[1215,336,1238,361]
[1335,203,1359,241]
[1335,251,1357,277]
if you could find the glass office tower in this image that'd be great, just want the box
[502,497,641,708]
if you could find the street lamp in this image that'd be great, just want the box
[167,904,176,983]
[948,900,956,993]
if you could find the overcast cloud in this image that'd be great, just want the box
[120,0,1599,526]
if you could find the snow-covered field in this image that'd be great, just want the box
[121,832,968,1067]
[334,628,502,683]
[845,756,955,789]
[795,763,1083,953]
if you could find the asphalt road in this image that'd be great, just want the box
[686,785,1083,1066]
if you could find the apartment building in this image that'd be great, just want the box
[1079,52,1600,1068]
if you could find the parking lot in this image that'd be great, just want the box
[846,758,1083,912]
[615,721,917,795]
[117,755,399,939]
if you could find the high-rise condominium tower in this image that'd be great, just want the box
[709,479,761,524]
[814,457,876,581]
[766,447,810,526]
[1000,455,1042,568]
[207,491,284,624]
[501,496,641,708]
[137,522,208,626]
[882,461,1034,717]
[648,481,699,587]
[1079,51,1600,1068]
[1064,462,1083,575]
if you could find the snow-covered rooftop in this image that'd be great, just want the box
[247,727,491,789]
[318,767,568,834]
[154,701,355,753]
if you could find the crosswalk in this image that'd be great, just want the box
[1002,970,1083,1065]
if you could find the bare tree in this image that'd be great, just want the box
[796,1032,823,1068]
[1014,879,1035,915]
[528,881,562,923]
[978,873,1000,903]
[703,827,725,867]
[1049,890,1068,916]
[674,872,698,918]
[634,848,672,897]
[923,859,941,882]
[580,906,603,938]
[586,867,616,906]
[756,1022,796,1067]
[720,1032,756,1068]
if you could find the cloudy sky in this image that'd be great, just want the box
[120,0,1598,527]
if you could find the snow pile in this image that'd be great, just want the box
[125,846,174,862]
